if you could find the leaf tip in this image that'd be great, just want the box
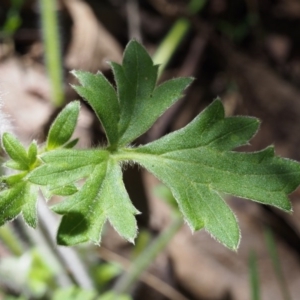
[92,240,101,247]
[231,245,239,252]
[213,96,222,102]
[206,228,241,251]
[128,237,136,244]
[70,69,79,76]
[279,201,293,214]
[184,218,202,233]
[56,235,68,246]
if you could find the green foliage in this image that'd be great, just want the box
[92,262,122,291]
[249,251,260,300]
[73,41,192,148]
[52,287,96,300]
[0,132,39,227]
[46,101,80,150]
[2,296,26,300]
[39,0,65,106]
[100,291,132,300]
[0,0,23,37]
[52,287,131,300]
[1,40,300,250]
[0,249,55,298]
[264,228,291,300]
[128,101,300,248]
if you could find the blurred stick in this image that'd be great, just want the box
[126,0,142,42]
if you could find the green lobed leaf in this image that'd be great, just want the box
[27,141,38,167]
[52,158,139,246]
[28,149,109,190]
[110,40,158,140]
[0,181,39,228]
[39,184,78,202]
[71,41,192,149]
[72,71,120,147]
[46,101,80,150]
[123,100,300,250]
[0,182,25,226]
[2,133,30,170]
[49,184,78,196]
[21,184,39,227]
[110,40,193,146]
[4,160,28,171]
[64,138,79,149]
[1,173,26,187]
[2,40,300,251]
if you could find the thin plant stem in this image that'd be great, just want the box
[153,0,207,77]
[23,222,73,288]
[264,227,291,300]
[38,197,95,289]
[0,224,23,256]
[39,0,64,107]
[248,250,260,300]
[114,214,183,295]
[153,18,190,78]
[99,246,188,300]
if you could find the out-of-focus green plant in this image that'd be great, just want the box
[52,286,131,300]
[249,250,260,300]
[91,262,122,292]
[264,228,291,300]
[0,0,23,38]
[248,228,292,300]
[39,0,64,106]
[153,0,207,76]
[0,249,55,298]
[217,13,259,42]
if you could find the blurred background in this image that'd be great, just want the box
[1,0,300,299]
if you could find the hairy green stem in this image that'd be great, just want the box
[114,215,182,294]
[39,0,64,106]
